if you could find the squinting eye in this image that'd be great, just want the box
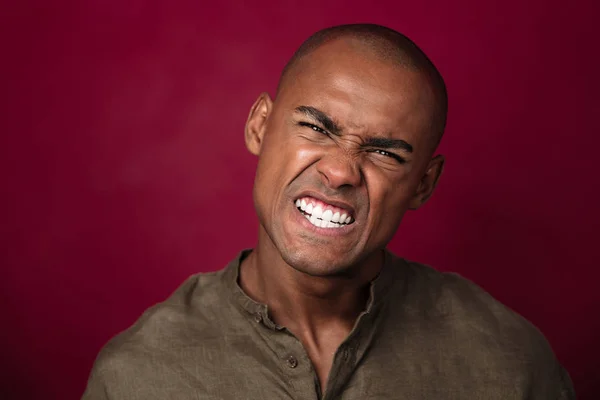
[298,121,328,135]
[370,149,406,164]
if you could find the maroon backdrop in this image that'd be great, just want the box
[1,1,598,399]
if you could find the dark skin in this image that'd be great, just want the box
[240,37,444,392]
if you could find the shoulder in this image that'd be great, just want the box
[82,268,233,398]
[386,255,574,398]
[401,258,551,354]
[104,267,228,353]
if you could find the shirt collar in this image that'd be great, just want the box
[224,248,400,328]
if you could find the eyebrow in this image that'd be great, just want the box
[295,106,342,136]
[294,105,414,153]
[363,137,413,153]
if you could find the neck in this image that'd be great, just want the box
[239,230,384,333]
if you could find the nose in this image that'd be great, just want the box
[316,152,362,189]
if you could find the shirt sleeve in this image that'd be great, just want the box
[80,344,134,400]
[557,365,576,400]
[81,363,110,400]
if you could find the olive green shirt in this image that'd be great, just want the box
[82,250,575,399]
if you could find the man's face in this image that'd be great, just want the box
[246,39,442,276]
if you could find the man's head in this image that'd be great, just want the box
[245,24,447,276]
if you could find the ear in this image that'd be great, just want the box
[408,154,445,210]
[245,92,273,156]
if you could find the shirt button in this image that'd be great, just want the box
[286,355,298,368]
[254,314,262,323]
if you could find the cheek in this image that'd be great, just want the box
[365,171,413,226]
[294,145,322,167]
[267,135,322,179]
[253,134,320,208]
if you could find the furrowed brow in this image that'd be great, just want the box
[295,106,342,135]
[363,137,413,153]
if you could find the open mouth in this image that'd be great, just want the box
[294,196,354,229]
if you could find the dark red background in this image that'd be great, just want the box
[1,1,598,399]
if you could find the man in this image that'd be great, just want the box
[83,24,575,399]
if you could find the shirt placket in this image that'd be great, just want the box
[321,314,370,400]
[253,308,322,400]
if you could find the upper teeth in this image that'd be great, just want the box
[294,197,353,228]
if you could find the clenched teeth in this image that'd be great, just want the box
[294,197,354,229]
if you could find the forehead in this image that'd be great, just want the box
[276,39,435,138]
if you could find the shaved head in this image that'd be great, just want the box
[277,24,448,145]
[245,23,448,276]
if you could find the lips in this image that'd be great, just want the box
[294,196,354,229]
